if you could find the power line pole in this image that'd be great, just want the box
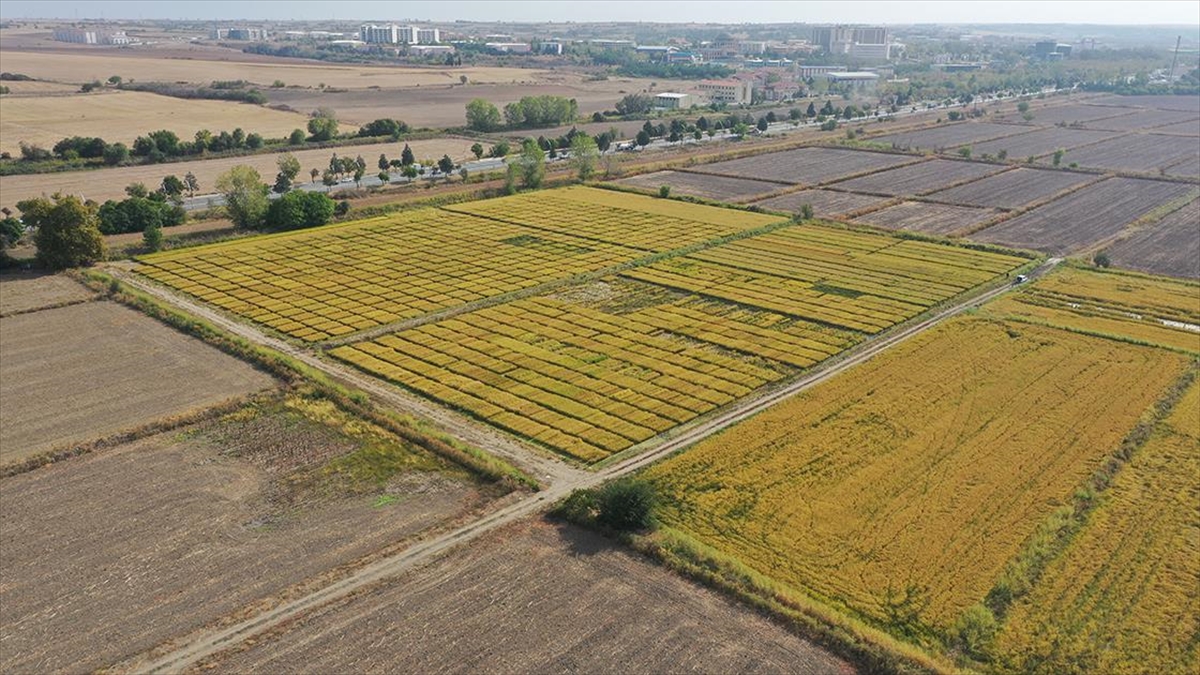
[1170,35,1181,80]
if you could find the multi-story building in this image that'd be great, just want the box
[416,27,440,44]
[697,79,754,105]
[654,92,691,109]
[485,42,532,54]
[359,24,399,43]
[409,44,454,56]
[55,27,131,44]
[796,65,841,78]
[812,25,891,57]
[226,27,268,40]
[847,42,893,61]
[538,42,564,55]
[360,25,440,45]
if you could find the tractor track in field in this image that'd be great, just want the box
[106,257,1059,674]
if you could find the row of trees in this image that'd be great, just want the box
[465,96,578,132]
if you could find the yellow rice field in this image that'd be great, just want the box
[992,379,1200,674]
[644,317,1191,631]
[985,266,1200,353]
[624,225,1026,332]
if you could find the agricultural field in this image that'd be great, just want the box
[828,159,1006,196]
[0,300,275,464]
[852,201,999,235]
[1152,118,1200,136]
[962,127,1116,160]
[643,315,1191,633]
[0,394,483,674]
[443,185,782,252]
[981,265,1200,353]
[331,294,795,462]
[1049,133,1198,173]
[751,188,891,218]
[868,122,1032,151]
[926,167,1095,209]
[623,224,1026,333]
[689,146,919,185]
[1166,153,1200,178]
[1088,94,1200,113]
[0,90,311,155]
[0,138,478,207]
[0,272,96,316]
[198,520,851,674]
[613,170,784,203]
[973,177,1198,255]
[992,102,1137,126]
[991,379,1200,674]
[1105,199,1200,278]
[1085,108,1200,132]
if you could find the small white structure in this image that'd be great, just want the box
[655,92,692,109]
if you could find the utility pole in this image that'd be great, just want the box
[1170,35,1181,80]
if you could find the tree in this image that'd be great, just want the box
[102,142,129,166]
[215,165,269,229]
[357,118,408,139]
[353,166,365,187]
[799,203,814,220]
[98,196,185,234]
[615,93,654,115]
[465,98,502,132]
[959,147,973,159]
[1052,148,1066,166]
[806,102,817,118]
[273,173,292,194]
[401,164,418,179]
[378,153,390,171]
[142,222,163,252]
[658,185,671,198]
[503,163,518,195]
[264,190,335,231]
[569,133,599,181]
[401,143,415,166]
[470,142,484,160]
[246,133,264,149]
[288,128,306,145]
[378,171,391,184]
[1017,100,1030,113]
[437,154,455,174]
[595,132,612,153]
[310,167,320,183]
[160,175,186,202]
[20,195,105,270]
[635,130,651,148]
[595,478,657,531]
[518,139,545,189]
[107,75,122,85]
[322,170,338,186]
[459,74,468,85]
[756,117,769,132]
[307,109,339,141]
[1093,251,1111,268]
[184,172,200,197]
[0,214,25,258]
[490,141,510,157]
[125,182,150,199]
[277,153,301,182]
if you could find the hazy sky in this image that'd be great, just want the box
[3,0,1199,25]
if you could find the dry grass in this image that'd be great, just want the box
[0,90,311,154]
[0,137,477,206]
[0,300,275,463]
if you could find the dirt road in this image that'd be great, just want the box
[108,256,1058,674]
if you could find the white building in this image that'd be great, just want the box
[409,44,454,56]
[697,79,754,105]
[360,24,440,44]
[846,42,894,61]
[654,92,692,109]
[823,71,880,90]
[485,42,531,53]
[54,27,131,45]
[416,27,440,44]
[360,24,399,43]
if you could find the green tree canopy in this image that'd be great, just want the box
[215,165,269,229]
[20,194,105,270]
[465,98,502,132]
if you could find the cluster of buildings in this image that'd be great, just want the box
[52,27,131,45]
[810,25,901,62]
[358,24,441,45]
[209,27,269,40]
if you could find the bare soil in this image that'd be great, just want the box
[854,201,999,236]
[1106,199,1200,279]
[868,122,1033,151]
[0,138,477,207]
[615,170,783,202]
[751,188,890,218]
[691,146,920,186]
[0,272,96,316]
[198,519,855,675]
[0,407,483,674]
[0,300,275,463]
[1151,119,1200,136]
[1048,133,1199,173]
[1087,95,1200,113]
[973,177,1197,255]
[964,127,1118,159]
[991,103,1138,127]
[928,167,1096,209]
[829,159,1006,196]
[1085,109,1200,132]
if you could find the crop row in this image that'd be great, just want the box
[137,208,643,341]
[331,297,785,462]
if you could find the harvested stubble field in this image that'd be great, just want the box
[1049,132,1198,173]
[443,185,781,252]
[623,224,1025,333]
[613,170,784,203]
[1105,199,1200,278]
[0,395,483,674]
[0,300,275,464]
[926,167,1095,209]
[852,201,999,236]
[1151,118,1200,136]
[1166,153,1200,178]
[827,159,1006,196]
[0,49,543,90]
[1089,94,1200,113]
[644,316,1192,634]
[992,102,1137,126]
[1084,108,1200,132]
[0,272,95,316]
[688,146,919,185]
[200,520,852,675]
[751,188,891,218]
[868,122,1032,150]
[973,177,1198,255]
[331,290,833,462]
[992,379,1200,675]
[0,138,477,207]
[0,90,311,155]
[982,266,1200,353]
[961,127,1117,159]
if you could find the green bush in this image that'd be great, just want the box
[264,190,335,231]
[595,478,657,531]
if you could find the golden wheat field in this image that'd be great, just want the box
[984,266,1200,353]
[991,379,1199,675]
[644,317,1191,632]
